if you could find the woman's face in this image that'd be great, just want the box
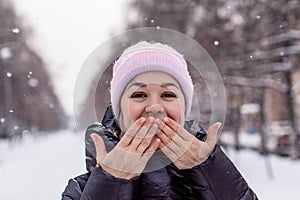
[120,71,185,131]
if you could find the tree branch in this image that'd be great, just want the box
[224,76,289,92]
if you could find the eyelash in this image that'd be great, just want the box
[161,92,177,98]
[130,92,147,98]
[130,92,177,99]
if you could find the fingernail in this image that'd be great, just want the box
[148,116,154,122]
[163,117,169,122]
[155,118,161,124]
[91,133,97,140]
[140,117,146,123]
[216,122,222,130]
[152,123,158,130]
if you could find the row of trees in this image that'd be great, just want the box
[74,0,300,157]
[0,0,66,138]
[124,0,300,157]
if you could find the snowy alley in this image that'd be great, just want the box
[0,129,299,200]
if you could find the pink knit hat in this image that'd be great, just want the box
[111,41,194,118]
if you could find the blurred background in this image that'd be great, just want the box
[1,0,300,199]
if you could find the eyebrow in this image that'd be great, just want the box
[161,83,180,89]
[126,82,146,90]
[126,82,179,90]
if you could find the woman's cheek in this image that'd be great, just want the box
[128,102,144,121]
[165,102,183,123]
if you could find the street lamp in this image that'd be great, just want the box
[0,46,12,138]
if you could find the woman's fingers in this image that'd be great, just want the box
[119,117,146,148]
[136,123,158,152]
[155,119,181,145]
[155,118,192,152]
[159,141,179,162]
[140,138,161,162]
[155,118,222,169]
[145,137,160,153]
[206,122,221,148]
[130,117,154,149]
[91,133,107,161]
[199,122,221,159]
[119,117,159,154]
[156,125,190,163]
[163,117,193,141]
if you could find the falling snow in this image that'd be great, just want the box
[0,118,5,123]
[0,47,12,60]
[21,129,31,139]
[27,71,33,79]
[214,40,220,46]
[12,27,20,33]
[28,78,39,87]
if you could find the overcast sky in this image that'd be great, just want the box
[11,0,128,115]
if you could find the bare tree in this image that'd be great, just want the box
[0,0,67,138]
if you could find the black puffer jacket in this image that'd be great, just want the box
[62,106,258,200]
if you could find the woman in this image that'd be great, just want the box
[62,42,258,199]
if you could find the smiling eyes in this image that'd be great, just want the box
[162,92,177,98]
[130,92,177,99]
[130,92,147,98]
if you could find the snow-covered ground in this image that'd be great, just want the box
[0,129,299,200]
[0,130,86,200]
[226,148,299,200]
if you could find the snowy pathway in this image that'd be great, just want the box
[0,129,299,200]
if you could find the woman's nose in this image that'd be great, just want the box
[146,104,167,120]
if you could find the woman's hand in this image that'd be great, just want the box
[156,117,221,169]
[91,117,160,180]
